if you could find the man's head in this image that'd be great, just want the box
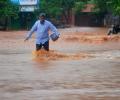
[39,13,46,24]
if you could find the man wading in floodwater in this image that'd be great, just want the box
[24,13,60,51]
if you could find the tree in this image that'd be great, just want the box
[107,0,120,15]
[60,0,75,24]
[92,0,120,15]
[91,0,108,13]
[0,0,19,30]
[39,0,86,24]
[39,0,62,17]
[73,1,86,13]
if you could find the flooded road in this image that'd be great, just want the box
[0,27,120,100]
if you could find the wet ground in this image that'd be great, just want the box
[0,27,120,100]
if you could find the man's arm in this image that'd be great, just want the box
[49,22,60,36]
[24,21,38,41]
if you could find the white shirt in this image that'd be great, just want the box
[26,20,60,44]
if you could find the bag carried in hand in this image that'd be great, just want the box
[50,33,59,41]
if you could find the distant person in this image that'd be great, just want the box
[107,24,120,35]
[24,13,60,51]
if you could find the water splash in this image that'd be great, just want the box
[64,35,120,44]
[32,50,89,61]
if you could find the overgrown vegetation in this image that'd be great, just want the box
[0,0,19,30]
[0,0,120,30]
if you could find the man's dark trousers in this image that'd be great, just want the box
[36,41,49,51]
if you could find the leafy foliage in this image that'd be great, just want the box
[73,1,86,13]
[39,0,86,24]
[92,0,120,15]
[107,0,120,15]
[0,0,19,30]
[0,0,19,17]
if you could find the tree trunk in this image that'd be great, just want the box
[4,16,8,30]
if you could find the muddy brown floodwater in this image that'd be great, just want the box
[0,27,120,100]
